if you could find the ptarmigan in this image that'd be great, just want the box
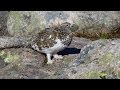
[31,22,73,64]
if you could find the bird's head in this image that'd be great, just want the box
[60,22,71,29]
[60,22,79,32]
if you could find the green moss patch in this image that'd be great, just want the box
[0,50,19,63]
[99,53,114,65]
[80,70,108,79]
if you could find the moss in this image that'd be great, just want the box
[99,72,108,79]
[8,11,46,36]
[8,11,22,36]
[0,51,7,58]
[74,21,120,40]
[99,53,114,65]
[63,56,75,65]
[81,70,108,79]
[0,50,19,63]
[75,19,89,30]
[87,71,101,79]
[102,66,120,79]
[110,67,120,79]
[99,54,120,79]
[79,52,120,79]
[100,32,110,39]
[4,52,19,63]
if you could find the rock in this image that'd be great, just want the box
[0,11,10,36]
[7,11,76,37]
[0,57,8,68]
[0,48,46,79]
[1,37,120,79]
[74,11,120,39]
[1,11,120,79]
[0,37,92,79]
[7,11,120,39]
[61,39,120,79]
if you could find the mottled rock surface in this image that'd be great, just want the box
[0,11,10,36]
[7,11,120,39]
[0,37,91,79]
[61,39,120,79]
[0,11,120,79]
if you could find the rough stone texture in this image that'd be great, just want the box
[0,11,120,79]
[0,48,45,79]
[0,37,120,79]
[0,11,10,36]
[0,36,33,49]
[74,11,120,39]
[7,11,120,39]
[0,37,91,79]
[61,39,120,79]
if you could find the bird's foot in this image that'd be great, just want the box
[47,60,54,64]
[53,54,63,59]
[46,53,54,64]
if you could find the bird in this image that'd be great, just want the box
[31,22,73,64]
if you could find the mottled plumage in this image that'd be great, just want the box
[31,22,73,64]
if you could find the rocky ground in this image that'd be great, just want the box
[0,11,120,79]
[0,37,92,79]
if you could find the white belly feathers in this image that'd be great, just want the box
[41,38,66,54]
[32,38,66,54]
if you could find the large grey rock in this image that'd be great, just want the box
[61,39,120,79]
[7,11,120,38]
[7,11,77,37]
[0,37,120,79]
[0,37,91,79]
[74,11,120,39]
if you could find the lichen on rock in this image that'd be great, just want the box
[61,39,120,79]
[0,50,19,63]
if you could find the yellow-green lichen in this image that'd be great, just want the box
[100,32,110,39]
[98,54,120,79]
[80,70,108,79]
[99,72,108,78]
[0,50,19,63]
[8,11,23,35]
[104,66,120,79]
[99,53,114,65]
[74,19,115,40]
[8,11,46,36]
[63,56,75,64]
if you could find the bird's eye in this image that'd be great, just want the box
[67,24,70,26]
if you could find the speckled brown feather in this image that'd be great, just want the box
[31,22,73,51]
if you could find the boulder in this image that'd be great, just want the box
[61,39,120,79]
[7,11,120,39]
[0,37,91,79]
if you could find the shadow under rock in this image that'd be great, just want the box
[58,48,81,56]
